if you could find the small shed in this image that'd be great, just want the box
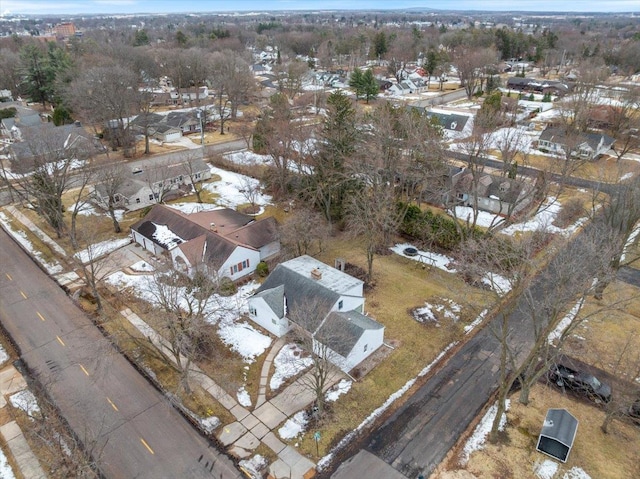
[536,408,578,463]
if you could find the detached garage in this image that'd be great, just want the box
[536,409,579,463]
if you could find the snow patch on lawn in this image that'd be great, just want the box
[460,400,510,465]
[73,237,131,264]
[166,202,224,214]
[0,212,63,274]
[270,344,313,390]
[106,271,271,363]
[464,309,488,335]
[278,411,308,440]
[217,317,272,364]
[9,390,40,419]
[390,243,456,273]
[548,298,584,345]
[482,272,512,295]
[535,459,559,479]
[621,221,640,263]
[239,455,267,479]
[317,341,458,471]
[563,467,591,479]
[0,344,8,366]
[130,260,154,272]
[413,298,462,325]
[0,447,16,479]
[237,386,252,407]
[205,166,272,209]
[325,379,352,402]
[501,197,589,237]
[200,416,221,434]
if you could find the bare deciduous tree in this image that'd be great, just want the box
[145,265,224,393]
[280,207,329,258]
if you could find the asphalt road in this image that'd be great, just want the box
[331,191,610,478]
[0,228,242,479]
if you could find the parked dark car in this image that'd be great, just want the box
[548,363,612,403]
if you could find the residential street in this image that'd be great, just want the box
[330,215,610,478]
[0,227,242,479]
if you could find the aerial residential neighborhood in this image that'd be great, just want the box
[0,2,638,479]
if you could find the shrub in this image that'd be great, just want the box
[218,277,237,296]
[555,198,584,227]
[256,261,269,277]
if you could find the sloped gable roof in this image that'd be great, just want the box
[253,284,285,318]
[255,263,339,332]
[130,205,245,269]
[316,311,384,357]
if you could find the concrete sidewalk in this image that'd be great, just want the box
[121,308,318,479]
[0,365,47,479]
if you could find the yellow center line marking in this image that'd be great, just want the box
[106,397,119,412]
[56,336,65,347]
[20,291,27,299]
[79,364,89,376]
[140,437,154,455]
[37,312,45,322]
[5,273,12,280]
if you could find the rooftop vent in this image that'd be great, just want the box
[311,268,322,280]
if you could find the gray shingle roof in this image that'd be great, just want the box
[255,263,340,332]
[130,205,244,269]
[253,284,285,318]
[316,311,383,357]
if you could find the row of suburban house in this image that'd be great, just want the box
[127,202,384,373]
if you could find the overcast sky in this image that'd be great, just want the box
[1,0,638,15]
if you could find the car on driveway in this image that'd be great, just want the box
[548,363,612,403]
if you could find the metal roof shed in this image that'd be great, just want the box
[536,409,579,463]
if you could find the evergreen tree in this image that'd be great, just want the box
[362,69,379,103]
[349,67,365,100]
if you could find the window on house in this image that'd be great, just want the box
[136,198,141,204]
[338,300,343,310]
[232,264,238,274]
[148,194,153,200]
[364,344,368,352]
[249,305,256,316]
[272,318,277,325]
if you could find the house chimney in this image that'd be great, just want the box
[210,222,217,232]
[310,268,322,280]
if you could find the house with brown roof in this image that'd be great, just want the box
[130,204,280,281]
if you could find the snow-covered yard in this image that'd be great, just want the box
[460,400,510,465]
[204,165,272,211]
[105,272,272,364]
[412,298,462,325]
[0,448,15,479]
[73,237,131,264]
[270,344,313,391]
[278,411,308,440]
[9,390,40,419]
[0,212,63,275]
[390,243,456,273]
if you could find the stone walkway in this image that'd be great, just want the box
[122,309,320,479]
[1,205,326,479]
[0,366,47,479]
[256,336,287,407]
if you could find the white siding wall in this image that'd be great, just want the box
[342,327,385,372]
[248,297,290,337]
[331,295,365,314]
[131,230,164,255]
[219,247,261,280]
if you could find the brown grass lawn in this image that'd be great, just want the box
[563,280,640,382]
[442,383,640,479]
[291,234,494,457]
[512,151,640,184]
[436,279,640,479]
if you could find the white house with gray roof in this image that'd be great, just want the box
[248,255,385,373]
